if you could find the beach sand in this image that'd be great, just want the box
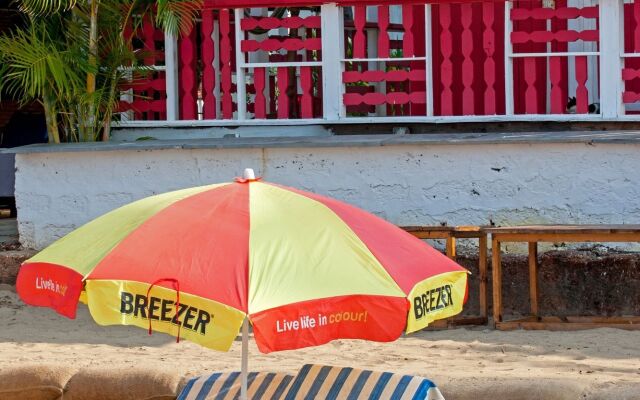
[1,284,639,399]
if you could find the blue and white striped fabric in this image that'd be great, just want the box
[177,371,294,400]
[283,364,445,400]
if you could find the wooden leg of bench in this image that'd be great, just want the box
[528,242,538,317]
[479,234,488,320]
[492,238,502,326]
[445,235,456,260]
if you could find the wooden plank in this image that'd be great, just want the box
[201,9,216,120]
[492,237,502,325]
[549,56,564,114]
[378,5,390,58]
[402,4,415,58]
[439,3,453,116]
[179,25,197,120]
[253,67,266,119]
[482,2,496,115]
[524,58,538,114]
[461,3,474,115]
[300,66,313,119]
[484,224,640,234]
[491,232,640,243]
[277,67,290,119]
[478,233,488,319]
[220,9,234,119]
[575,55,589,114]
[528,242,538,317]
[353,5,367,59]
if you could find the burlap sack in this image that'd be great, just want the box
[0,364,76,400]
[64,367,183,400]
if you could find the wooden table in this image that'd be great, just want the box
[485,225,640,330]
[402,225,488,326]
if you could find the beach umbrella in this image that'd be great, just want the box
[16,168,468,399]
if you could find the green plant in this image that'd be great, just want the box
[0,0,201,143]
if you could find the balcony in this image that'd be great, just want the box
[116,0,640,127]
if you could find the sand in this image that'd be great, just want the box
[1,284,639,400]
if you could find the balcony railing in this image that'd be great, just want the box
[117,0,640,125]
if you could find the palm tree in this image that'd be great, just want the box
[0,0,202,143]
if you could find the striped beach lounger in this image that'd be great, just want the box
[283,364,445,400]
[178,371,295,400]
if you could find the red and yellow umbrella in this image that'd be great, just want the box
[17,171,468,354]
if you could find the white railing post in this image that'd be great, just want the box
[321,3,345,120]
[234,9,247,120]
[504,1,514,115]
[599,0,624,118]
[164,32,179,120]
[425,4,434,117]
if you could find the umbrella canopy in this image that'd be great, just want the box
[17,172,468,354]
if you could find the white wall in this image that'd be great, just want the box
[15,142,640,250]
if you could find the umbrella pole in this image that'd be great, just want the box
[241,317,249,400]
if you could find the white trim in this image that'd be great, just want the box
[599,0,624,118]
[240,61,323,68]
[425,4,434,117]
[164,32,179,121]
[510,51,600,58]
[621,53,640,58]
[321,3,344,120]
[234,9,247,120]
[504,1,514,115]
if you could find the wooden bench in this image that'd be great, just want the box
[485,225,640,330]
[401,225,488,326]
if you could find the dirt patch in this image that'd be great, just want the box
[454,249,640,318]
[0,249,36,285]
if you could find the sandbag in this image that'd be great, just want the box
[64,366,183,400]
[0,364,76,400]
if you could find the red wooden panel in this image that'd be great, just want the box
[635,0,640,52]
[461,3,474,115]
[241,38,322,52]
[623,91,640,103]
[575,55,589,114]
[378,5,390,58]
[482,2,496,115]
[353,5,367,58]
[202,9,216,120]
[511,29,599,44]
[549,57,564,114]
[241,16,321,31]
[511,6,598,21]
[179,25,197,120]
[439,3,453,116]
[143,15,156,66]
[622,68,640,81]
[277,67,289,119]
[220,9,233,119]
[402,4,414,57]
[343,91,427,106]
[342,69,426,83]
[300,66,313,118]
[253,68,266,119]
[524,58,537,114]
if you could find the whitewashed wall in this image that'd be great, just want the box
[14,141,640,250]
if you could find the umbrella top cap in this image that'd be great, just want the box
[234,168,262,183]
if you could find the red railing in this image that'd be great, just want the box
[116,0,640,124]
